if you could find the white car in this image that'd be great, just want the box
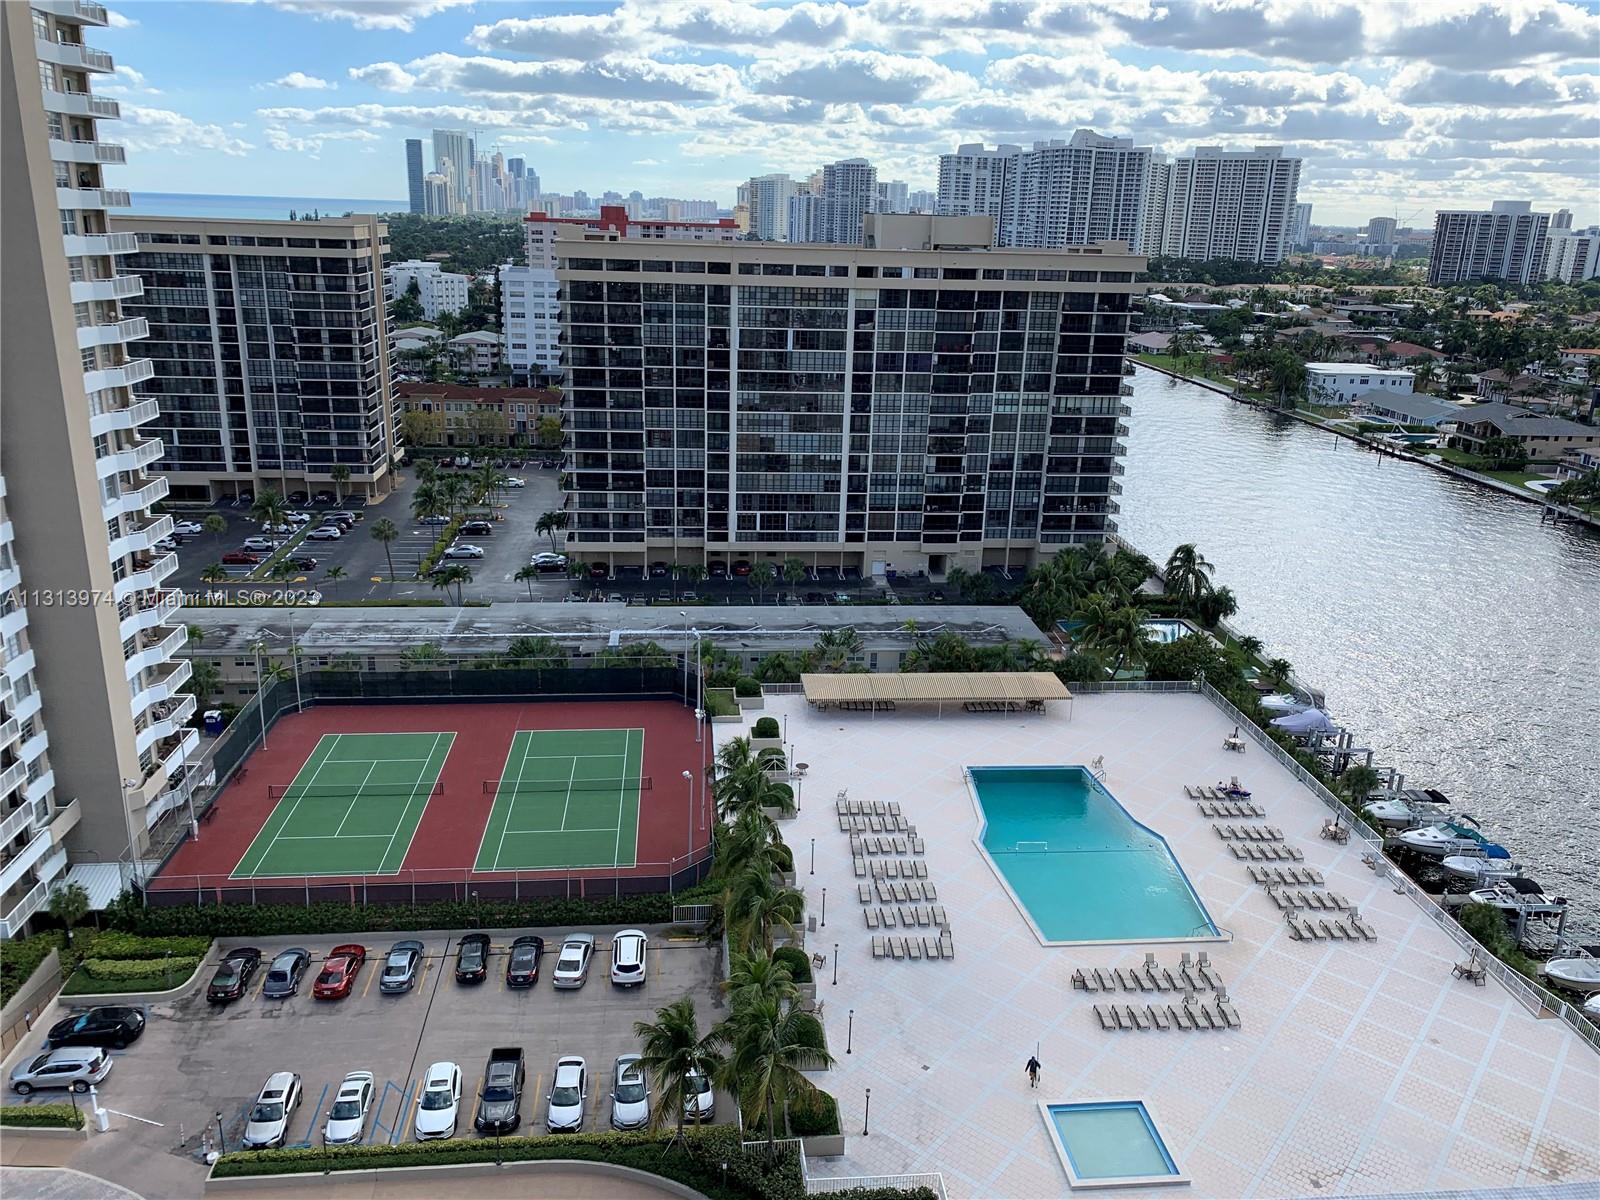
[418,514,450,526]
[261,522,293,534]
[610,1055,649,1130]
[305,526,341,540]
[241,536,278,552]
[545,1056,587,1132]
[498,477,526,488]
[324,1071,375,1145]
[243,1071,302,1149]
[443,544,484,559]
[684,1068,715,1123]
[551,934,595,989]
[610,929,647,988]
[414,1061,461,1140]
[172,521,203,535]
[286,512,312,525]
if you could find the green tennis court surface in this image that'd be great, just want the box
[474,728,644,871]
[232,732,454,878]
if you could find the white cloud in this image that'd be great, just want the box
[120,105,254,156]
[263,0,475,32]
[633,157,663,166]
[99,64,162,97]
[749,50,977,104]
[390,52,742,103]
[270,71,335,90]
[105,8,137,28]
[263,125,380,154]
[348,62,416,91]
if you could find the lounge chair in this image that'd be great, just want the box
[923,882,938,901]
[1095,1004,1117,1030]
[913,906,930,927]
[865,908,880,929]
[1198,801,1215,817]
[907,937,923,960]
[888,801,901,816]
[1126,1005,1149,1030]
[1189,1001,1215,1029]
[1317,918,1338,940]
[854,857,867,878]
[1351,916,1378,941]
[940,932,954,959]
[1071,968,1088,990]
[1217,1000,1242,1029]
[925,937,943,960]
[858,883,872,904]
[1332,918,1355,939]
[911,837,926,855]
[1093,967,1114,991]
[892,836,907,855]
[1108,1006,1129,1030]
[898,905,915,927]
[1199,964,1223,990]
[836,799,849,816]
[889,937,905,960]
[1170,1004,1193,1030]
[1113,967,1136,991]
[932,905,947,927]
[1184,785,1198,799]
[913,860,927,878]
[1148,1004,1171,1030]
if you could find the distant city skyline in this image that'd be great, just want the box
[98,0,1598,228]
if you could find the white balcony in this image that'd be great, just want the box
[0,823,53,897]
[107,513,172,561]
[94,434,163,479]
[157,726,201,784]
[62,230,136,257]
[0,717,18,750]
[0,562,19,599]
[129,655,191,716]
[35,37,113,72]
[84,356,154,395]
[135,694,196,755]
[112,552,177,603]
[56,185,130,211]
[25,769,58,807]
[89,397,160,439]
[11,688,42,728]
[119,588,181,642]
[0,799,42,847]
[51,140,127,168]
[102,475,169,522]
[42,89,119,119]
[0,877,50,940]
[2,649,36,686]
[71,274,142,304]
[16,730,47,768]
[0,607,25,645]
[77,316,148,350]
[124,625,186,681]
[0,759,27,798]
[34,1,111,26]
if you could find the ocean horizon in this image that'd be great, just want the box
[126,192,408,220]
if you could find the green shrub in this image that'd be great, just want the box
[0,1103,84,1130]
[706,667,741,690]
[0,932,62,1008]
[705,687,739,718]
[772,945,812,983]
[734,676,762,698]
[752,716,781,739]
[417,516,465,576]
[81,931,211,960]
[80,955,202,982]
[788,1087,840,1137]
[791,1012,827,1056]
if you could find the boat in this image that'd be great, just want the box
[1259,693,1312,714]
[1541,947,1600,995]
[1362,788,1450,831]
[1394,818,1490,858]
[1466,879,1549,910]
[1440,846,1519,882]
[1584,993,1600,1020]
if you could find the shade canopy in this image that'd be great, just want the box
[1270,707,1338,734]
[801,671,1071,707]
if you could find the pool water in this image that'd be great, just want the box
[970,766,1215,943]
[1141,619,1192,644]
[1048,1101,1181,1181]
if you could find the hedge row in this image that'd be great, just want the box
[82,931,212,960]
[0,933,61,1008]
[106,883,718,939]
[0,1103,84,1130]
[417,515,465,576]
[81,955,203,982]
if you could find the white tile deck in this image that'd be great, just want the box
[734,693,1600,1199]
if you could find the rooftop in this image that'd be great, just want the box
[1449,404,1596,436]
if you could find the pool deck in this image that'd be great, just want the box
[735,692,1600,1199]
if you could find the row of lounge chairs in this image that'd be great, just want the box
[1248,865,1323,887]
[1265,887,1351,912]
[849,833,926,857]
[1230,842,1305,862]
[860,880,937,904]
[1197,799,1265,818]
[864,904,948,930]
[1287,912,1377,941]
[1095,996,1240,1031]
[1072,956,1223,995]
[872,932,953,960]
[962,700,1028,713]
[1186,785,1250,801]
[837,799,901,817]
[840,814,913,834]
[854,857,929,879]
[1214,823,1286,842]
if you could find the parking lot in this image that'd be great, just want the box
[12,926,729,1173]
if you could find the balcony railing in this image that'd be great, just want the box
[83,356,154,395]
[0,877,51,939]
[35,0,111,25]
[130,656,191,717]
[0,797,41,847]
[41,89,119,119]
[119,587,181,643]
[62,230,136,258]
[0,759,27,797]
[136,694,196,755]
[89,397,160,439]
[102,475,169,522]
[35,37,114,72]
[51,139,127,167]
[76,316,149,350]
[112,551,177,602]
[70,274,142,304]
[107,513,173,561]
[124,624,186,681]
[93,433,163,478]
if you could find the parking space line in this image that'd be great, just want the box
[361,960,378,999]
[415,954,432,993]
[531,1071,543,1131]
[401,1077,424,1144]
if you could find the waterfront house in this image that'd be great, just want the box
[1352,392,1463,428]
[1306,362,1414,404]
[1559,446,1599,479]
[1445,403,1600,461]
[1475,368,1546,402]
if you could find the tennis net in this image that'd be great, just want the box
[482,776,653,795]
[267,781,444,800]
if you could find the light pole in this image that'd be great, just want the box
[863,1087,871,1136]
[832,943,838,986]
[847,1009,854,1054]
[678,609,689,705]
[809,837,815,875]
[287,607,303,713]
[820,886,826,928]
[251,640,268,749]
[682,770,695,857]
[215,1110,226,1153]
[693,631,704,743]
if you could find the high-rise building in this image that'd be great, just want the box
[1292,202,1314,248]
[1366,216,1397,244]
[422,172,451,216]
[817,158,877,245]
[876,180,910,214]
[745,174,799,241]
[2,2,203,917]
[555,218,1141,576]
[386,260,471,320]
[1146,146,1302,264]
[431,128,475,213]
[1428,201,1551,285]
[937,144,1016,244]
[114,215,395,503]
[1552,208,1574,231]
[405,138,425,215]
[1543,225,1600,282]
[907,189,936,214]
[786,192,820,244]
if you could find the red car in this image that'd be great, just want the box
[312,944,367,1000]
[221,550,262,565]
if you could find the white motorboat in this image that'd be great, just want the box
[1365,799,1442,830]
[1259,693,1311,714]
[1395,818,1491,859]
[1542,950,1600,995]
[1584,993,1600,1020]
[1440,846,1518,882]
[1467,880,1548,911]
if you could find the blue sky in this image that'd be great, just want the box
[99,0,1600,226]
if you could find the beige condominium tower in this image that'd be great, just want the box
[1,1,202,929]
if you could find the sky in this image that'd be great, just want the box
[98,0,1600,227]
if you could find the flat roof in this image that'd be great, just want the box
[801,671,1069,705]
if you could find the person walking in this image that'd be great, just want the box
[1025,1054,1041,1089]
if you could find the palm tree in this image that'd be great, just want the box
[1266,657,1294,687]
[725,948,799,1011]
[1193,585,1238,628]
[200,562,228,585]
[1075,597,1152,675]
[781,556,807,597]
[47,882,91,947]
[323,565,348,596]
[719,993,834,1151]
[430,562,472,605]
[184,657,222,710]
[535,510,568,555]
[1163,543,1215,612]
[515,563,540,600]
[633,997,726,1140]
[413,458,439,487]
[1339,763,1382,806]
[1236,634,1264,658]
[369,517,399,581]
[811,627,863,673]
[203,513,227,558]
[440,474,470,516]
[726,865,804,951]
[411,482,444,524]
[749,561,776,604]
[249,489,288,532]
[675,562,706,598]
[329,464,350,504]
[473,461,500,506]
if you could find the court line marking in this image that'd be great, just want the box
[557,755,579,842]
[332,762,380,838]
[240,733,342,878]
[612,727,629,869]
[275,833,391,840]
[491,731,534,873]
[470,730,521,873]
[379,731,449,875]
[629,726,646,869]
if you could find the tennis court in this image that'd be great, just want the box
[474,727,645,872]
[232,732,454,879]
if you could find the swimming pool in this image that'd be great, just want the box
[1042,1100,1187,1189]
[969,766,1216,944]
[1141,619,1193,644]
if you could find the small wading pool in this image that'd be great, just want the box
[1042,1100,1187,1189]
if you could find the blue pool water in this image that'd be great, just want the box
[1048,1101,1181,1181]
[970,766,1215,942]
[1142,618,1192,644]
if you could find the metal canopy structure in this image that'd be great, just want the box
[801,671,1071,715]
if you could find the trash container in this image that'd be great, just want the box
[203,709,224,736]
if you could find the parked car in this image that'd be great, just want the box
[551,934,595,989]
[684,1068,715,1123]
[414,1061,461,1140]
[285,512,312,525]
[443,544,484,559]
[588,563,609,581]
[610,1055,649,1130]
[474,1047,524,1135]
[378,940,424,993]
[322,515,354,530]
[418,514,450,526]
[498,477,526,488]
[731,560,752,577]
[286,555,319,571]
[313,491,336,504]
[326,510,359,523]
[241,536,278,552]
[707,562,728,578]
[304,526,341,540]
[312,944,366,1000]
[533,553,567,573]
[242,1072,302,1149]
[610,929,648,988]
[236,490,254,505]
[460,521,494,537]
[545,1056,587,1132]
[455,933,490,984]
[172,521,203,536]
[505,935,545,988]
[44,1007,144,1052]
[261,948,311,998]
[606,592,624,604]
[221,550,262,565]
[206,947,263,1005]
[323,1071,375,1144]
[260,522,293,535]
[154,536,179,553]
[287,491,309,505]
[10,1046,112,1096]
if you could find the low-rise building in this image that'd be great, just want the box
[447,331,503,376]
[1475,369,1546,402]
[1558,446,1599,480]
[1305,363,1414,404]
[1445,403,1600,460]
[386,260,471,320]
[1352,392,1463,428]
[395,383,560,450]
